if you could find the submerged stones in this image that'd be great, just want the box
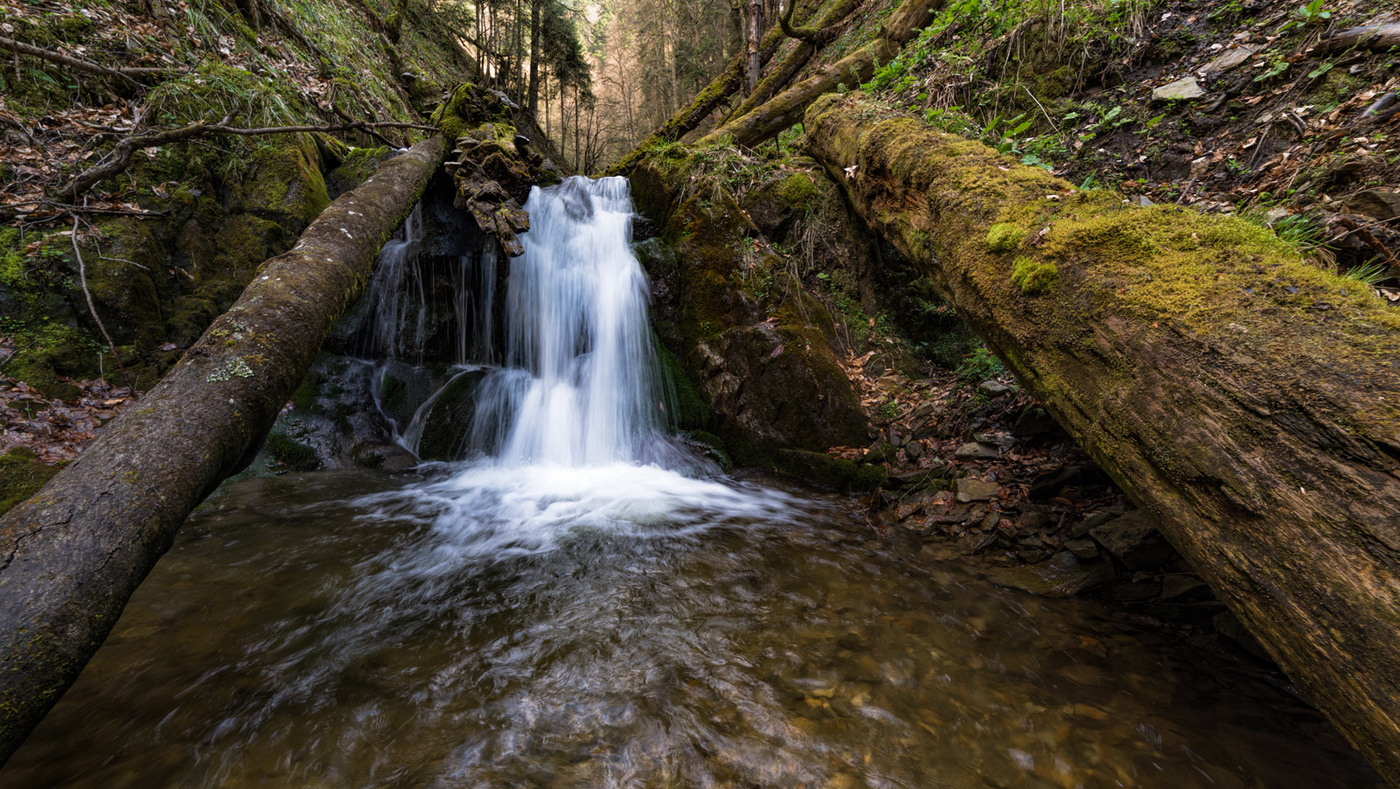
[984,550,1114,598]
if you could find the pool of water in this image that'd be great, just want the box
[0,464,1380,788]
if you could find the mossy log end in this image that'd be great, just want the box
[0,135,447,767]
[806,93,1400,782]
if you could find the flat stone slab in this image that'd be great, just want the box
[955,477,1000,502]
[1199,44,1259,76]
[1152,76,1205,102]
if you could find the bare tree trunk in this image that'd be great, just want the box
[806,92,1400,785]
[527,0,542,116]
[1321,23,1400,51]
[744,0,763,93]
[0,135,448,767]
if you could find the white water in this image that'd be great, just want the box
[470,176,669,467]
[362,203,427,362]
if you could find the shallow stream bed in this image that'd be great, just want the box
[0,464,1380,788]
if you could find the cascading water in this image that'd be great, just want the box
[470,176,668,466]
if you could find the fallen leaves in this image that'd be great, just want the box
[0,374,139,465]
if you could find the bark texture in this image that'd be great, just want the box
[701,0,940,147]
[805,93,1400,783]
[0,135,447,767]
[1321,23,1400,52]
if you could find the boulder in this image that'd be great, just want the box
[1088,510,1174,571]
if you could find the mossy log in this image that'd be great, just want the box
[702,0,941,148]
[805,93,1400,782]
[0,135,447,767]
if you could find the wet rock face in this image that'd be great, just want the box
[629,157,868,464]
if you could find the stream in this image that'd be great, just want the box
[0,177,1383,787]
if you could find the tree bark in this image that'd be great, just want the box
[805,93,1400,784]
[1321,23,1400,52]
[700,0,940,147]
[601,0,822,176]
[745,0,764,93]
[0,135,447,767]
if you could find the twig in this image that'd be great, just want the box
[1021,84,1060,135]
[55,118,434,199]
[6,200,170,218]
[70,215,131,388]
[0,36,182,84]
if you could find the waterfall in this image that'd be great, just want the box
[470,176,669,466]
[360,203,427,362]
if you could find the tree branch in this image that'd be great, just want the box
[54,119,434,200]
[777,0,846,43]
[1320,23,1400,52]
[70,215,131,388]
[0,36,184,84]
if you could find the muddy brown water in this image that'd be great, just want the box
[0,465,1381,788]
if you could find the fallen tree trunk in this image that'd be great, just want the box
[805,93,1400,783]
[0,134,447,767]
[701,0,940,148]
[601,0,824,176]
[1321,23,1400,52]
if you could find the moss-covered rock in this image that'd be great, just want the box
[240,134,330,234]
[415,368,488,461]
[631,150,868,462]
[773,448,887,491]
[0,449,59,517]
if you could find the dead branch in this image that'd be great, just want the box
[54,119,434,200]
[2,200,171,219]
[0,36,184,84]
[70,215,131,388]
[1320,23,1400,52]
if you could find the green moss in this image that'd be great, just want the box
[1011,256,1057,294]
[264,430,321,471]
[773,449,887,491]
[327,146,392,195]
[775,172,820,206]
[0,449,60,517]
[431,82,515,140]
[656,340,710,431]
[987,222,1027,253]
[242,134,330,231]
[684,430,732,471]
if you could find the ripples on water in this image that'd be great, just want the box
[0,465,1381,788]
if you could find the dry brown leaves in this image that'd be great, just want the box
[0,372,138,464]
